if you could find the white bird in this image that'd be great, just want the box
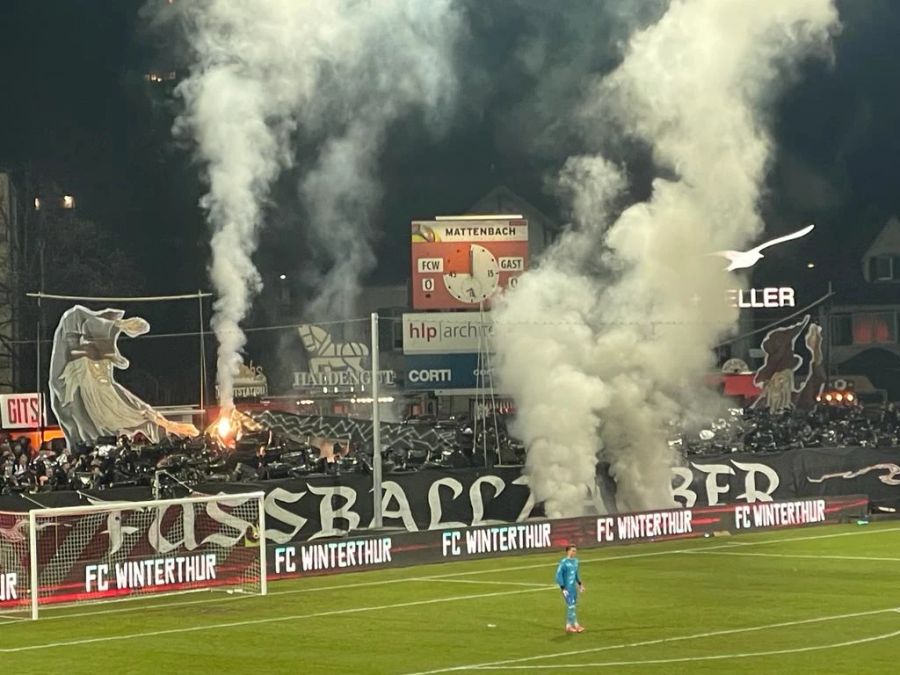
[714,224,815,271]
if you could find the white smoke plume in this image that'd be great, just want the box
[492,0,840,517]
[171,0,461,407]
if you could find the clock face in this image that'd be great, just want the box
[443,244,500,304]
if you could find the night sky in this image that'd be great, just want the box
[2,0,899,306]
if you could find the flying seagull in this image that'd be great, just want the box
[714,224,815,271]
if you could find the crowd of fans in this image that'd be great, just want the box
[0,431,333,496]
[676,402,900,455]
[3,403,899,495]
[1,434,169,494]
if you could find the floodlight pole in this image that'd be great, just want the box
[36,240,45,447]
[370,312,383,529]
[198,291,206,410]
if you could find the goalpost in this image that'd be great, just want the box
[0,492,266,620]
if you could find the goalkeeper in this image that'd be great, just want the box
[555,544,585,633]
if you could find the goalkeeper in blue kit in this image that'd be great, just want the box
[555,544,585,633]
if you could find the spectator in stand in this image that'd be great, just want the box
[14,452,31,490]
[14,436,30,458]
[679,402,900,456]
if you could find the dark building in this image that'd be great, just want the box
[827,217,900,401]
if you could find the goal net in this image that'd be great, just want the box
[0,491,266,619]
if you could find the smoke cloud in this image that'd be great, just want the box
[473,0,667,162]
[492,0,840,517]
[171,0,461,406]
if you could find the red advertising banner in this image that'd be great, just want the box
[0,393,45,430]
[411,217,528,310]
[267,495,868,579]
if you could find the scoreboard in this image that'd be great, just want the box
[411,216,528,310]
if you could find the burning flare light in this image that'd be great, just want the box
[216,416,232,441]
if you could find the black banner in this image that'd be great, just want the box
[2,447,897,544]
[672,446,900,508]
[201,468,536,544]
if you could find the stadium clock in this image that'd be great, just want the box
[442,244,501,304]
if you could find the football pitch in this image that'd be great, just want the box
[1,521,899,674]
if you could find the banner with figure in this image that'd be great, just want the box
[48,305,198,447]
[752,315,825,413]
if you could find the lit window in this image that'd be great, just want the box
[852,312,896,344]
[145,71,176,84]
[33,197,41,211]
[61,195,75,209]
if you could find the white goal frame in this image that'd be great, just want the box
[23,491,267,620]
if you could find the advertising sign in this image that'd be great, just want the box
[411,217,528,310]
[0,393,45,429]
[292,324,396,390]
[727,287,796,308]
[402,312,493,354]
[264,494,866,579]
[217,361,269,401]
[403,353,492,390]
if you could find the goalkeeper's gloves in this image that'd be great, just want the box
[561,587,569,600]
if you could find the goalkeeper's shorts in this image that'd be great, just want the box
[563,587,579,604]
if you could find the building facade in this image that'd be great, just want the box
[827,217,900,401]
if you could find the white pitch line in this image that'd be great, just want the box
[400,524,900,581]
[400,606,900,674]
[472,628,900,669]
[0,587,550,653]
[686,550,900,563]
[0,589,257,626]
[1,543,700,625]
[414,578,549,588]
[10,523,899,626]
[692,525,900,551]
[3,569,541,627]
[0,577,543,628]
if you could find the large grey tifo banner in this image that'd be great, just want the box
[48,305,197,447]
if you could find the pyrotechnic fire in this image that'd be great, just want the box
[207,407,261,447]
[216,414,233,442]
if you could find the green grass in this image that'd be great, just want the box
[2,521,899,674]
